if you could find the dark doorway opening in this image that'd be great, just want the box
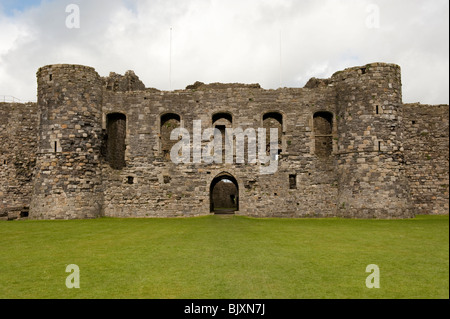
[20,210,29,218]
[210,173,239,214]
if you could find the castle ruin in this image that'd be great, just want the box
[0,62,448,220]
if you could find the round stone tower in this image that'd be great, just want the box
[30,64,103,219]
[333,63,412,218]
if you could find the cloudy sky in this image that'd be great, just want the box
[0,0,448,104]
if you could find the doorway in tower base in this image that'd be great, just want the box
[210,172,239,214]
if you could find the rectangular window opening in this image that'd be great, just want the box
[289,174,297,189]
[106,113,127,169]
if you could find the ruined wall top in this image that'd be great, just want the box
[36,61,402,95]
[185,81,262,90]
[103,70,146,92]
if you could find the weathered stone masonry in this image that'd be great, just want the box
[0,62,448,220]
[0,102,37,220]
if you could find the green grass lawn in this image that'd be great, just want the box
[0,215,448,299]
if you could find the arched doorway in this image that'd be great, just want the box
[210,172,239,214]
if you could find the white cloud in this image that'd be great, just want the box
[0,0,448,104]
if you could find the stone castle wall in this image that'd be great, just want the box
[100,82,339,218]
[403,103,449,215]
[0,62,448,220]
[0,102,38,220]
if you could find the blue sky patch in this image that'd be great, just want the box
[1,0,44,16]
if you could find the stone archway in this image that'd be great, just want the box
[210,172,239,214]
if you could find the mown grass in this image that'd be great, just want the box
[0,215,448,299]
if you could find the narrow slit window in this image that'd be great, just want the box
[375,105,379,114]
[54,141,58,153]
[289,174,297,189]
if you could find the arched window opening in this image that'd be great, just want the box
[160,113,181,160]
[313,111,333,158]
[212,113,233,162]
[210,173,239,214]
[212,112,232,125]
[106,113,126,169]
[263,112,283,155]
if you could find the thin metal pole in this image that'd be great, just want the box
[279,30,282,88]
[169,27,172,91]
